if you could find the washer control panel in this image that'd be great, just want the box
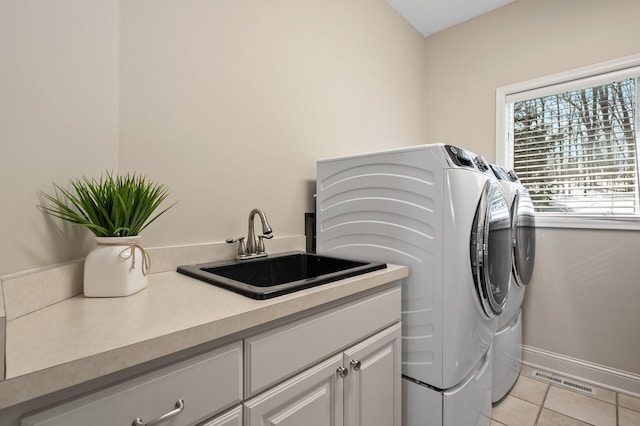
[445,144,490,173]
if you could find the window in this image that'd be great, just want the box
[496,55,640,229]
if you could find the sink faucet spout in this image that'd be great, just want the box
[247,208,273,256]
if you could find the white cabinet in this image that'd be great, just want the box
[245,322,401,426]
[19,285,402,426]
[244,354,344,426]
[244,287,401,397]
[21,342,242,426]
[344,323,401,426]
[202,405,243,426]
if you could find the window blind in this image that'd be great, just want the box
[508,76,640,217]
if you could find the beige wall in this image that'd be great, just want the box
[118,0,426,249]
[528,228,640,374]
[0,0,425,277]
[0,0,120,277]
[424,0,640,375]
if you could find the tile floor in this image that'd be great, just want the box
[491,366,640,426]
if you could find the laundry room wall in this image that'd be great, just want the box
[118,0,426,252]
[0,0,426,278]
[0,0,119,278]
[423,0,640,390]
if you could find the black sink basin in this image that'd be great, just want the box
[177,252,386,299]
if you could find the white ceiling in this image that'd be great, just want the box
[386,0,514,37]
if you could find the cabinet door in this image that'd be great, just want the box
[202,405,242,426]
[343,322,401,426]
[244,354,344,426]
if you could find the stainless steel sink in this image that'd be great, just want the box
[177,252,386,299]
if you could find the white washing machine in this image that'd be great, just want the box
[490,164,537,402]
[316,144,513,426]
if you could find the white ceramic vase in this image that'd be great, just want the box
[83,236,149,297]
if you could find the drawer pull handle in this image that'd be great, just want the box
[132,399,185,426]
[350,360,362,371]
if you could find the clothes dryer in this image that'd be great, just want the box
[490,164,536,402]
[316,144,512,425]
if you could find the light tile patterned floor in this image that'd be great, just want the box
[491,366,640,426]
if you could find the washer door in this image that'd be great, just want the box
[511,188,536,287]
[471,180,512,318]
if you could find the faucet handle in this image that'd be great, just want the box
[257,234,273,253]
[226,237,247,257]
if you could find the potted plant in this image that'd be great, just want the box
[39,172,176,297]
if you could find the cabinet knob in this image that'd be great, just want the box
[336,366,349,378]
[350,359,362,371]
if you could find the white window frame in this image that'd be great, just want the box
[496,53,640,230]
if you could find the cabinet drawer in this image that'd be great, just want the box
[22,341,242,426]
[245,286,400,396]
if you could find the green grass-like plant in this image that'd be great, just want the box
[38,172,176,237]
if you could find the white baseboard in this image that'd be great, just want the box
[522,345,640,398]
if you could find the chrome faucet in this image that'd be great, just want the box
[247,208,273,255]
[227,208,273,259]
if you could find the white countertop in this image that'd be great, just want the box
[0,264,407,409]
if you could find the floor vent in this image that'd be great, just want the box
[532,370,597,395]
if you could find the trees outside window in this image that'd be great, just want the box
[511,78,639,216]
[496,56,640,227]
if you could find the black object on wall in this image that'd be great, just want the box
[305,212,316,253]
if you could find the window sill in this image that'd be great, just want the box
[535,216,640,231]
